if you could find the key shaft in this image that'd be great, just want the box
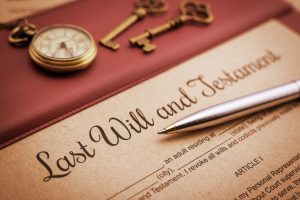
[100,8,146,51]
[149,17,183,37]
[129,17,184,52]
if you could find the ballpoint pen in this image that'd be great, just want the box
[158,79,300,135]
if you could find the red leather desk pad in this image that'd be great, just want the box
[0,0,296,148]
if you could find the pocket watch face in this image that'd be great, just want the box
[33,25,92,59]
[29,24,97,73]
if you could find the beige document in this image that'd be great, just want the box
[0,0,74,23]
[1,20,300,200]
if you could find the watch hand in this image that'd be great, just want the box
[52,42,63,57]
[60,41,67,49]
[60,41,75,57]
[51,42,66,57]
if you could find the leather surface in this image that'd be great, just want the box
[0,0,292,148]
[280,10,300,33]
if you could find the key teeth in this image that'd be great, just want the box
[143,44,156,53]
[100,40,120,51]
[133,38,156,53]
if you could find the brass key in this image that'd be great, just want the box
[100,0,168,51]
[129,0,213,53]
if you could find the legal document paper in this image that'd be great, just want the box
[0,20,300,200]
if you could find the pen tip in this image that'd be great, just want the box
[157,128,167,135]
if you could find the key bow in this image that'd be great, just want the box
[180,0,213,24]
[135,0,169,14]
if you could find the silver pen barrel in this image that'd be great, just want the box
[159,80,300,134]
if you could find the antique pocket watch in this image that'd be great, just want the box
[6,20,97,73]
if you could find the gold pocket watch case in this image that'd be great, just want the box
[29,24,97,73]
